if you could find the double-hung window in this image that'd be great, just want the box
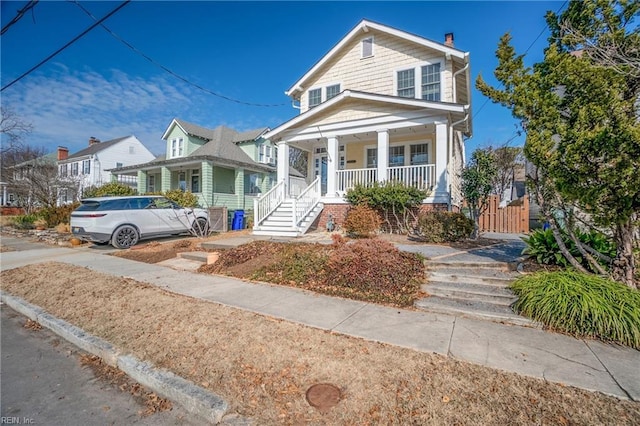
[389,146,405,167]
[259,144,274,164]
[308,88,322,108]
[421,63,441,101]
[362,37,374,58]
[71,162,79,176]
[410,144,429,165]
[82,160,90,174]
[191,169,200,193]
[397,69,415,98]
[171,138,184,158]
[59,164,68,177]
[326,84,341,100]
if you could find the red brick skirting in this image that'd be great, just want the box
[1,207,25,216]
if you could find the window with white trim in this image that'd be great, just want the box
[366,148,377,168]
[191,169,200,193]
[148,175,156,192]
[129,145,135,154]
[362,37,374,58]
[82,160,90,174]
[171,137,184,158]
[59,164,68,177]
[326,84,341,100]
[71,162,79,176]
[389,146,405,167]
[421,63,441,101]
[339,145,345,170]
[410,143,429,165]
[308,88,322,108]
[178,171,186,191]
[259,144,274,164]
[397,69,415,98]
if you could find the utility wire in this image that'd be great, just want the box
[71,0,287,107]
[1,1,131,92]
[1,0,39,36]
[472,1,568,120]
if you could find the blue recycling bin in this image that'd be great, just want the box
[232,210,245,230]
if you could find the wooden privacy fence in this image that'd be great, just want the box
[478,195,530,234]
[207,206,228,233]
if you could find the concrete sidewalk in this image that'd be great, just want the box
[0,235,638,403]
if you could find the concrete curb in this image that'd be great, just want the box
[1,291,232,424]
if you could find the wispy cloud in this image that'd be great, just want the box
[2,65,206,155]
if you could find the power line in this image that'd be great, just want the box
[1,0,39,36]
[71,0,287,108]
[472,1,568,120]
[1,1,131,92]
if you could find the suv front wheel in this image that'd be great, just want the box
[112,225,139,249]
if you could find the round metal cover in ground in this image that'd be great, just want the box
[306,383,341,412]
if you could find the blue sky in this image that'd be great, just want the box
[1,0,566,156]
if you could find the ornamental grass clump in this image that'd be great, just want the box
[510,271,640,349]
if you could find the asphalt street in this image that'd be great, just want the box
[0,305,198,426]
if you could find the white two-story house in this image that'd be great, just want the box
[253,19,472,236]
[57,135,155,204]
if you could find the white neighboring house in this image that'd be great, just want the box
[57,136,155,205]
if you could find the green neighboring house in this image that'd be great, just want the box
[111,118,277,210]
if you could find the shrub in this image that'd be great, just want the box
[12,214,37,229]
[510,271,640,349]
[35,203,80,227]
[83,182,136,198]
[522,229,616,271]
[325,238,424,306]
[345,182,428,233]
[412,211,474,243]
[343,205,381,238]
[161,190,199,207]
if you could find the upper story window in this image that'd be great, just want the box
[326,84,341,100]
[361,37,374,58]
[59,164,68,177]
[71,162,79,176]
[171,137,184,158]
[129,145,135,154]
[397,69,415,98]
[308,88,322,108]
[421,63,441,101]
[82,160,90,174]
[259,144,274,164]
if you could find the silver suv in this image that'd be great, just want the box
[71,196,210,249]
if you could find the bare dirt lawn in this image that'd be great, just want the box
[2,262,638,425]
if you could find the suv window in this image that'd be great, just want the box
[76,200,101,211]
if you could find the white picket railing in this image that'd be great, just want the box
[292,177,320,227]
[336,165,435,192]
[253,179,284,227]
[336,168,378,192]
[387,164,435,191]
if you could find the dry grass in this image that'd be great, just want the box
[2,262,638,425]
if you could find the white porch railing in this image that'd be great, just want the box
[254,179,285,227]
[292,177,320,227]
[336,165,435,192]
[336,168,378,193]
[387,164,435,191]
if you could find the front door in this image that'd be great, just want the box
[313,152,327,195]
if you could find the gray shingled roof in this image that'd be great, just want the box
[232,127,269,143]
[65,136,130,160]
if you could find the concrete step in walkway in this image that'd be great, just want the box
[416,261,533,326]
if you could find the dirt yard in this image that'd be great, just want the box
[1,262,638,425]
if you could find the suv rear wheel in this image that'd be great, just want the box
[111,225,139,249]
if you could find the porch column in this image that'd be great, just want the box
[137,170,147,194]
[201,161,213,206]
[434,123,448,201]
[160,166,171,192]
[234,168,244,209]
[326,135,339,197]
[376,129,389,183]
[276,141,290,195]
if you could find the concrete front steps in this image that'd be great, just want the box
[416,261,536,326]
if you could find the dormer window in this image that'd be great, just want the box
[171,137,184,158]
[362,36,374,58]
[308,88,322,108]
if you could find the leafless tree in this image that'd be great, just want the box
[1,106,33,155]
